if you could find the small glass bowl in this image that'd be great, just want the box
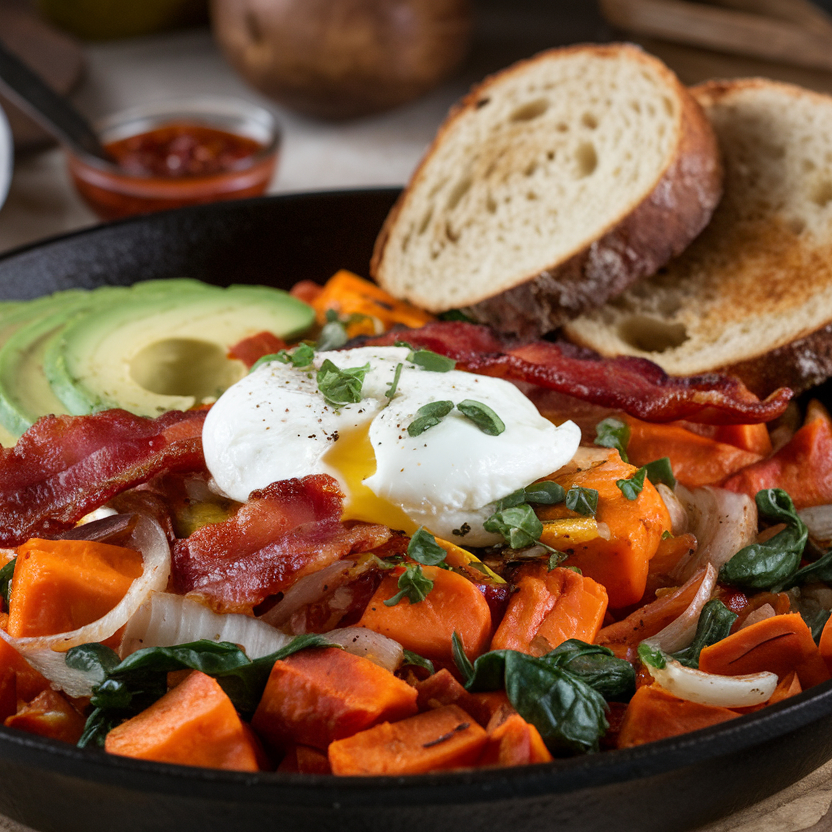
[67,96,280,221]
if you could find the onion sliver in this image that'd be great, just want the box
[657,484,688,536]
[642,564,717,654]
[647,658,778,708]
[672,485,756,581]
[259,560,356,629]
[798,504,832,543]
[0,515,170,697]
[324,627,404,673]
[121,591,293,659]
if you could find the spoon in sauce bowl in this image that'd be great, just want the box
[0,40,281,219]
[0,39,113,164]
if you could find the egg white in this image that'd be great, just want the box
[202,346,580,545]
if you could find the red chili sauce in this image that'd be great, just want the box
[68,122,277,220]
[107,124,264,178]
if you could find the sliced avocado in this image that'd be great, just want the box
[45,283,314,417]
[0,280,216,437]
[0,289,130,436]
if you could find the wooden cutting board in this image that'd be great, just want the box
[0,0,84,151]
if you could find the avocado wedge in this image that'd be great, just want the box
[44,283,314,418]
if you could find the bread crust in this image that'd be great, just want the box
[564,77,832,399]
[720,322,832,399]
[371,43,723,339]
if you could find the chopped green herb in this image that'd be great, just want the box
[637,641,667,669]
[644,457,677,489]
[616,467,647,501]
[594,417,630,462]
[483,503,545,550]
[383,564,435,606]
[386,362,403,400]
[316,359,370,407]
[402,650,435,675]
[406,348,456,373]
[407,400,454,436]
[565,486,599,516]
[456,399,505,436]
[407,527,448,566]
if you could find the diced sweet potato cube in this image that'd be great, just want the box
[7,538,142,639]
[252,647,418,751]
[105,671,263,771]
[328,704,487,775]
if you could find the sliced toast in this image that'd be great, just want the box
[371,43,722,338]
[563,78,832,398]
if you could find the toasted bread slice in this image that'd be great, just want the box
[563,78,832,398]
[371,43,722,338]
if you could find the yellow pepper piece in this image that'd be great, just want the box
[435,537,506,585]
[538,517,601,548]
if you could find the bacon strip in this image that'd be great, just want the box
[0,409,206,546]
[171,474,392,614]
[364,321,792,424]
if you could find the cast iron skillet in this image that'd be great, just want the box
[0,189,831,832]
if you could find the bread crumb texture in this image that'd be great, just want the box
[565,79,832,389]
[373,44,711,319]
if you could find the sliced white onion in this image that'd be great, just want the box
[258,559,356,629]
[656,483,688,536]
[324,627,404,673]
[0,515,170,697]
[642,564,718,654]
[647,658,778,708]
[798,504,832,545]
[121,591,293,659]
[671,485,757,582]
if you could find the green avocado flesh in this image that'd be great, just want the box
[0,280,314,440]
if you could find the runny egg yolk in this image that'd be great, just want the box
[321,421,418,533]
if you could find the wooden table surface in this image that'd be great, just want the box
[1,2,832,830]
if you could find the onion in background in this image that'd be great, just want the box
[209,0,472,119]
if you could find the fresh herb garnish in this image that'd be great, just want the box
[616,467,647,501]
[407,527,448,566]
[565,486,599,516]
[483,503,546,550]
[383,564,435,606]
[594,417,630,462]
[402,650,435,675]
[383,528,449,607]
[250,342,316,372]
[644,457,676,489]
[407,400,455,436]
[386,362,404,400]
[406,399,506,437]
[316,359,370,407]
[406,348,456,373]
[456,399,505,436]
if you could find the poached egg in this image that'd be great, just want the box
[202,346,580,545]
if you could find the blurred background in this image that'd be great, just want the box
[2,0,832,254]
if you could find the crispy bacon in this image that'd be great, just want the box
[0,409,206,547]
[363,321,792,425]
[227,331,288,368]
[171,474,392,614]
